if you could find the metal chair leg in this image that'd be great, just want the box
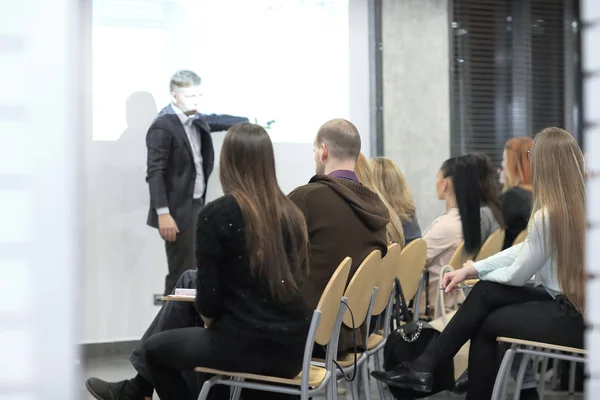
[373,352,388,400]
[551,358,559,390]
[230,377,243,400]
[350,376,360,400]
[362,360,371,400]
[568,360,577,394]
[539,354,550,400]
[198,376,219,400]
[413,273,426,321]
[491,346,516,400]
[513,350,533,400]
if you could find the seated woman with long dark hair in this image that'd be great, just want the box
[422,154,502,310]
[142,123,311,400]
[373,128,586,399]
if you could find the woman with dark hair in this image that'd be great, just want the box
[422,155,501,312]
[142,123,311,400]
[472,153,505,241]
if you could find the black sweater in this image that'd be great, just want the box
[500,186,533,249]
[194,195,311,342]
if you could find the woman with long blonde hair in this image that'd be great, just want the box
[500,137,535,248]
[355,153,405,246]
[370,157,422,244]
[373,128,586,399]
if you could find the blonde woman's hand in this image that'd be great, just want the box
[442,261,478,293]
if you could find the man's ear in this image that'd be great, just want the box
[320,143,328,161]
[171,91,178,104]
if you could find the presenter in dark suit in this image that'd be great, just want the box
[146,70,248,295]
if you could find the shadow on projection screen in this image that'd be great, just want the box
[92,0,349,143]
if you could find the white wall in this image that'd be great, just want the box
[83,0,372,342]
[583,0,600,397]
[0,0,81,398]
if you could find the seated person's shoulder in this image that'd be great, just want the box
[201,195,241,220]
[288,181,331,200]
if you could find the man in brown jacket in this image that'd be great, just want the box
[290,118,389,353]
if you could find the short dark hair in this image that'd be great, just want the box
[315,119,361,161]
[170,70,201,92]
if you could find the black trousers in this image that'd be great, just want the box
[131,270,201,395]
[426,281,584,399]
[144,326,304,400]
[163,200,203,295]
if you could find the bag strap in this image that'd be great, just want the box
[393,277,411,326]
[424,269,430,316]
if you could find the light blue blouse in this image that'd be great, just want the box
[474,210,561,298]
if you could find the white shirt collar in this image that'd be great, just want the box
[171,103,194,126]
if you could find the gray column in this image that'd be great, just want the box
[381,0,451,228]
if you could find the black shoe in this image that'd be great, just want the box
[371,363,433,393]
[519,388,540,400]
[85,378,145,400]
[451,370,468,394]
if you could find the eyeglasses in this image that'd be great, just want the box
[526,149,532,160]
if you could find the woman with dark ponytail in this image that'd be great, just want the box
[421,154,501,313]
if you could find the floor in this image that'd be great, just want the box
[82,353,583,399]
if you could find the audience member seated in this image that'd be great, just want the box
[499,137,534,249]
[422,155,502,311]
[354,152,405,245]
[289,120,389,354]
[373,127,586,400]
[85,119,389,399]
[370,156,422,244]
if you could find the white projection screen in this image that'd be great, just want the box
[84,0,371,342]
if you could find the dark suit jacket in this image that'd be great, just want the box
[146,105,248,231]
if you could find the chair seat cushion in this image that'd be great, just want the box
[367,333,384,350]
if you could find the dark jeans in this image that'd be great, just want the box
[425,281,584,399]
[163,200,203,295]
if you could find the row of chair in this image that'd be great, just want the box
[192,241,430,399]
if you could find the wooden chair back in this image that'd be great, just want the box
[475,229,505,262]
[371,243,402,316]
[314,257,352,346]
[512,229,527,246]
[396,238,427,301]
[342,250,382,328]
[448,241,472,270]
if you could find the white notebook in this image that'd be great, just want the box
[169,288,196,298]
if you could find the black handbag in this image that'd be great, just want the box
[382,278,455,399]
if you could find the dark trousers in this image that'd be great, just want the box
[144,326,304,400]
[425,281,584,399]
[131,270,202,395]
[132,270,301,400]
[163,200,203,295]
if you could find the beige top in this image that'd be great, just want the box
[423,207,462,272]
[424,206,501,271]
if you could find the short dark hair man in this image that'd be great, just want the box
[289,118,389,352]
[146,70,248,295]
